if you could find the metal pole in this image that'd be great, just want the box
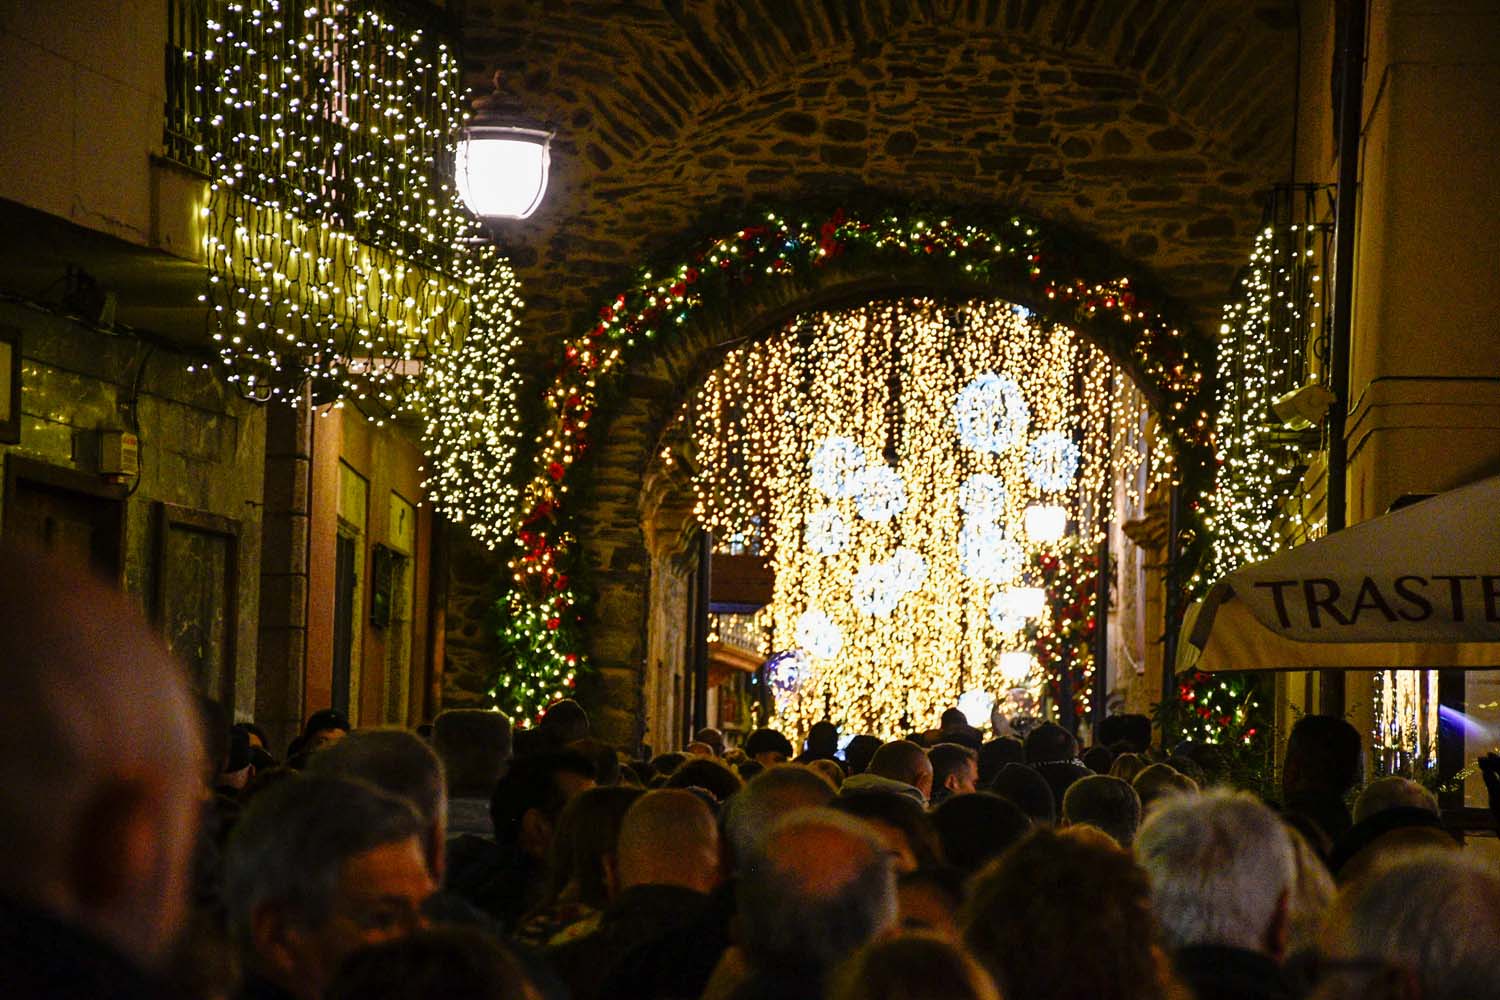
[1161,482,1183,747]
[691,530,711,735]
[1092,534,1111,738]
[1321,0,1366,717]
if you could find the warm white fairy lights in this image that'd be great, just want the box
[681,298,1156,739]
[185,1,525,540]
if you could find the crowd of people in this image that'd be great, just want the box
[3,545,1500,1000]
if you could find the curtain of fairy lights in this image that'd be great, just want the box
[681,298,1154,740]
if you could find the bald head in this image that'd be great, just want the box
[867,740,934,802]
[724,764,836,866]
[0,546,204,966]
[617,789,720,894]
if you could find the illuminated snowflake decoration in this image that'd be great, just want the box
[959,521,1025,583]
[854,465,908,522]
[954,373,1030,454]
[795,608,843,660]
[806,508,850,556]
[1025,431,1081,492]
[889,547,929,594]
[987,590,1027,633]
[810,436,867,500]
[958,473,1009,522]
[852,562,903,617]
[764,649,810,697]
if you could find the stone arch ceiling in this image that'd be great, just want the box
[461,0,1300,349]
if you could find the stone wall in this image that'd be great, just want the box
[0,300,266,720]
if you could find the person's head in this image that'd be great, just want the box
[539,698,590,746]
[897,867,967,939]
[431,709,512,799]
[738,808,897,985]
[1352,776,1438,824]
[0,546,205,970]
[745,727,795,766]
[488,748,597,860]
[1284,715,1363,796]
[1135,789,1296,957]
[1081,745,1115,775]
[225,773,434,1000]
[1098,713,1152,754]
[545,784,643,907]
[940,708,970,731]
[1109,751,1147,783]
[325,926,538,1000]
[832,792,943,873]
[963,827,1165,1000]
[693,727,726,756]
[976,737,1024,786]
[666,755,744,803]
[808,757,846,789]
[1023,722,1076,764]
[806,720,840,757]
[989,762,1056,825]
[1319,850,1500,1000]
[1062,775,1142,847]
[931,792,1031,876]
[301,709,351,754]
[844,734,882,774]
[832,932,1001,1000]
[928,743,980,800]
[649,751,688,778]
[616,789,721,895]
[1131,762,1198,811]
[723,763,837,868]
[868,740,935,801]
[307,728,447,878]
[685,741,715,757]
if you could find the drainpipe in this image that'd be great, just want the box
[1321,0,1366,715]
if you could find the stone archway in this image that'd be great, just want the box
[505,204,1216,742]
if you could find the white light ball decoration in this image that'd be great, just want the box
[852,562,902,617]
[988,586,1048,633]
[806,507,850,556]
[1023,502,1068,543]
[957,689,995,726]
[998,650,1038,685]
[854,464,908,522]
[954,372,1030,454]
[958,473,1009,522]
[889,547,929,594]
[987,590,1027,634]
[1025,431,1081,492]
[810,436,867,500]
[795,608,843,660]
[959,521,1025,583]
[764,649,809,697]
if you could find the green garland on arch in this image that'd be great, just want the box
[493,206,1216,725]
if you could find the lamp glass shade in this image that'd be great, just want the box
[455,126,551,219]
[1007,586,1047,620]
[1023,502,1068,543]
[957,688,995,725]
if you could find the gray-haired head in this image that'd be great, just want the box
[737,807,897,984]
[225,773,427,953]
[1062,774,1142,847]
[432,709,512,799]
[723,764,836,867]
[1135,788,1296,954]
[306,728,446,873]
[1352,776,1438,824]
[1322,849,1500,1000]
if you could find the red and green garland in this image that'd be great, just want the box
[1030,544,1102,721]
[492,206,1215,724]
